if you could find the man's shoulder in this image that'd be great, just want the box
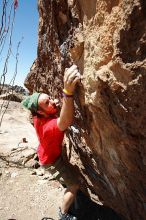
[35,116,58,124]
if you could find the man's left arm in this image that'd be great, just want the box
[57,65,81,131]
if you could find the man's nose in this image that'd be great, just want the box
[50,99,59,106]
[54,99,59,104]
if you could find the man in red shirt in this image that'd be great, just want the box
[22,65,81,220]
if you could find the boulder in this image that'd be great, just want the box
[24,1,146,219]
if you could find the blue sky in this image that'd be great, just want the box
[0,0,38,87]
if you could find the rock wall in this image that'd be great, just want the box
[24,1,146,219]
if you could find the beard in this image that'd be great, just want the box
[38,101,61,118]
[44,104,59,116]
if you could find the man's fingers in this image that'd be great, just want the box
[64,65,78,82]
[72,75,81,86]
[68,64,78,72]
[68,70,80,82]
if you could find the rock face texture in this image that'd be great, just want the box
[24,1,146,219]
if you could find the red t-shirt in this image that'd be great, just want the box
[33,116,64,165]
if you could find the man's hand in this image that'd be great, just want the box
[64,65,81,95]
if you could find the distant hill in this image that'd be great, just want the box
[0,84,28,96]
[0,84,28,102]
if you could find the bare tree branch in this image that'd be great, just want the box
[0,0,21,127]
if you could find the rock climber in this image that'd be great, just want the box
[22,64,81,220]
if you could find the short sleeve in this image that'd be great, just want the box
[44,118,64,140]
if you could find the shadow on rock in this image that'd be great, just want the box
[69,191,125,220]
[41,218,55,220]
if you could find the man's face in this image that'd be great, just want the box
[37,93,59,116]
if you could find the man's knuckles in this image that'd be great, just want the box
[67,65,78,74]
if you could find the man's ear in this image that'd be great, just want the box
[37,110,44,115]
